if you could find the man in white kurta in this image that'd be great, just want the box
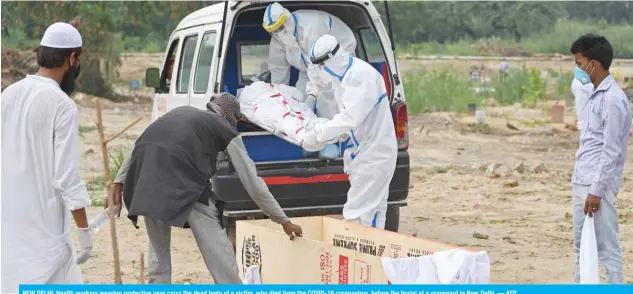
[1,22,92,292]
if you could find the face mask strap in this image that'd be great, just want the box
[584,60,596,76]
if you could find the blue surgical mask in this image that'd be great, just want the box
[574,66,592,85]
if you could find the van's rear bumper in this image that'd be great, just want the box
[211,151,410,214]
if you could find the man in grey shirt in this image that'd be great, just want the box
[570,34,631,284]
[111,93,302,284]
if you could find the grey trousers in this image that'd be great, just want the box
[145,201,242,284]
[572,184,623,283]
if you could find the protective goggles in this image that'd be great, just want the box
[270,24,285,34]
[310,44,340,65]
[263,13,289,33]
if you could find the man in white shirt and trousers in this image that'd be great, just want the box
[1,22,93,291]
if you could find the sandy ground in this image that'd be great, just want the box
[73,98,217,284]
[70,51,633,285]
[71,97,633,284]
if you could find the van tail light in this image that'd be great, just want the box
[393,103,409,150]
[381,63,392,98]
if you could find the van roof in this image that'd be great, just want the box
[176,2,225,30]
[175,0,371,31]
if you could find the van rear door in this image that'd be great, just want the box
[212,1,240,93]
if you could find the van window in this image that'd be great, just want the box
[161,39,180,93]
[359,28,386,63]
[177,35,199,93]
[193,31,218,93]
[239,43,269,85]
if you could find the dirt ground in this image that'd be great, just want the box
[72,97,633,284]
[4,51,620,284]
[3,45,631,284]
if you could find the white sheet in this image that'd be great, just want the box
[238,82,320,144]
[382,249,491,284]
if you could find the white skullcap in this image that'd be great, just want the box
[311,34,338,60]
[40,22,83,48]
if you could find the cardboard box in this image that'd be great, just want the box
[236,216,463,284]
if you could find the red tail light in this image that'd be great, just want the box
[381,63,392,98]
[394,103,409,150]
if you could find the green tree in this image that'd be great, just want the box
[1,1,214,99]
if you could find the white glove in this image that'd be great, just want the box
[76,227,93,264]
[305,117,329,132]
[305,94,317,111]
[302,130,325,152]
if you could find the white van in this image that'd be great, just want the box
[145,0,410,243]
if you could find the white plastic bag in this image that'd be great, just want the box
[580,215,600,284]
[382,249,490,284]
[238,82,318,144]
[242,265,261,284]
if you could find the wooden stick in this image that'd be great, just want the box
[138,252,145,284]
[105,117,143,144]
[95,99,123,284]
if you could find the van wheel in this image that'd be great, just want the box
[384,205,400,232]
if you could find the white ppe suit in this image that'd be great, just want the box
[263,2,357,119]
[302,35,398,229]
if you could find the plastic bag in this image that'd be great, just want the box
[238,82,317,144]
[243,265,261,284]
[580,215,600,284]
[382,249,490,284]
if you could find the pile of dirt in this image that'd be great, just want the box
[1,47,38,91]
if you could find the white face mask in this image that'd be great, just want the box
[272,25,296,46]
[281,36,298,49]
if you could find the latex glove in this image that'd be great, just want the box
[76,228,93,264]
[319,143,340,160]
[302,130,325,152]
[306,117,329,132]
[305,94,317,112]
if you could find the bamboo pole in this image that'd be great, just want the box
[138,252,145,284]
[95,99,123,284]
[94,99,143,283]
[106,117,143,144]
